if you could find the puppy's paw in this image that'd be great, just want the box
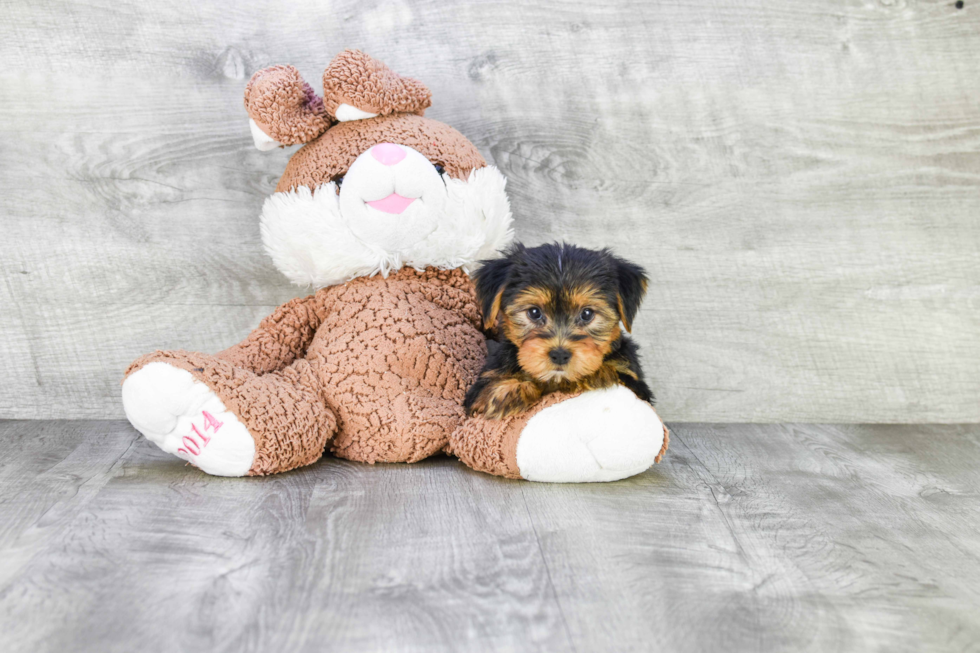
[467,377,541,420]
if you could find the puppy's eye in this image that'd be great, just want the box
[580,308,595,323]
[434,164,445,175]
[527,307,543,321]
[333,175,345,194]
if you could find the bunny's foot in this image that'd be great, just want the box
[450,385,668,483]
[123,362,256,476]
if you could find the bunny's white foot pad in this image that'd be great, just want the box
[515,386,665,483]
[122,362,256,477]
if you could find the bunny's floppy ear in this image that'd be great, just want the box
[321,49,432,122]
[473,253,517,331]
[244,65,332,148]
[613,255,649,333]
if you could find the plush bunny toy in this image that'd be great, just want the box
[122,50,668,482]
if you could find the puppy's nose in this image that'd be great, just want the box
[370,142,406,166]
[548,347,572,366]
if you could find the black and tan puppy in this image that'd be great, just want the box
[464,242,654,420]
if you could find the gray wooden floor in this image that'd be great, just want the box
[1,421,978,652]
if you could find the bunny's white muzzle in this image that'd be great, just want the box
[258,144,514,288]
[339,143,447,253]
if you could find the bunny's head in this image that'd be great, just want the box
[245,50,513,287]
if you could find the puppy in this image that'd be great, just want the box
[464,242,654,420]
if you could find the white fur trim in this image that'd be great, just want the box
[335,103,379,122]
[260,159,514,287]
[123,362,256,477]
[249,118,281,151]
[515,386,665,483]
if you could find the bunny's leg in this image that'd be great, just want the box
[329,389,467,465]
[449,386,669,482]
[123,352,335,476]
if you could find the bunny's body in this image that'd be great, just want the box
[122,51,668,481]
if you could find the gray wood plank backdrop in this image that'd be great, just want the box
[1,0,979,421]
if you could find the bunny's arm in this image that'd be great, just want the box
[215,292,329,375]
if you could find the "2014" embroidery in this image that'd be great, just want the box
[178,410,224,456]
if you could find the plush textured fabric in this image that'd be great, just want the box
[241,52,482,191]
[275,114,487,192]
[126,350,335,475]
[260,165,514,287]
[448,392,573,479]
[124,50,669,481]
[244,65,332,145]
[122,362,259,476]
[658,426,669,463]
[514,386,667,483]
[127,268,564,476]
[322,49,432,119]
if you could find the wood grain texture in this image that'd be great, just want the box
[1,420,979,652]
[1,0,979,420]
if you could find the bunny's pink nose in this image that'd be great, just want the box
[371,143,406,166]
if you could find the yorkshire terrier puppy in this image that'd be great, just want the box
[464,242,654,420]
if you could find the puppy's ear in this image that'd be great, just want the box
[613,256,649,333]
[473,256,514,330]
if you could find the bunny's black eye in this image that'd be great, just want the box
[434,164,445,175]
[580,308,595,323]
[527,307,543,321]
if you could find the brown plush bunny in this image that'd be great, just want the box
[122,50,668,481]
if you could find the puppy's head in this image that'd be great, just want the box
[474,243,648,384]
